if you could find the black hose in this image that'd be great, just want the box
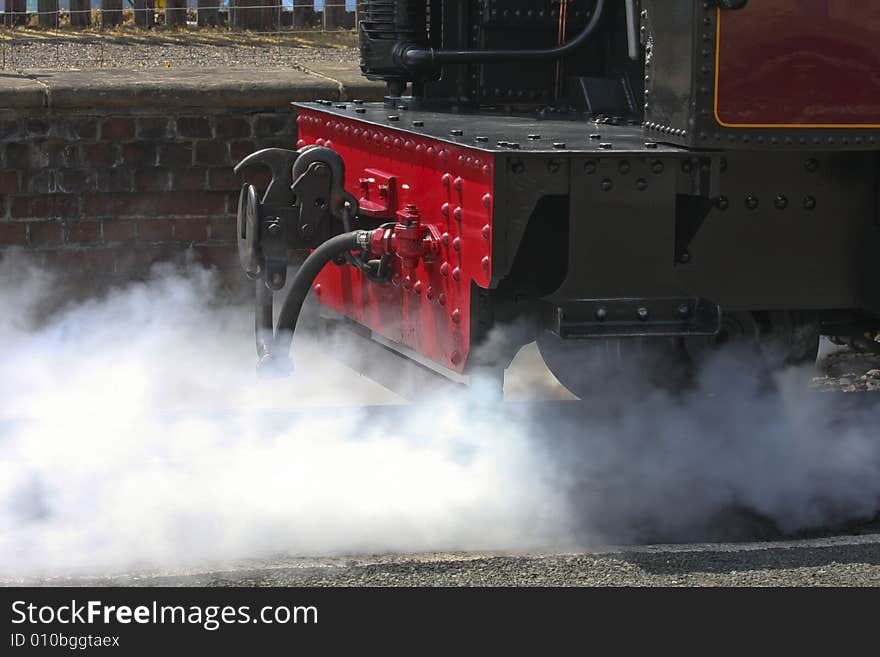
[255,231,364,375]
[400,0,606,68]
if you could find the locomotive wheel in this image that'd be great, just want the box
[684,311,821,370]
[536,333,693,398]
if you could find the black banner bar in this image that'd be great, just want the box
[1,587,875,652]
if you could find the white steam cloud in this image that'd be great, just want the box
[0,255,878,579]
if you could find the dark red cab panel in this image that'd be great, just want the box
[716,1,880,127]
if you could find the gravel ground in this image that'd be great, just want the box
[0,32,359,70]
[1,348,876,588]
[813,349,880,393]
[11,529,880,587]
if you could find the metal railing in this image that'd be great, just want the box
[0,1,357,32]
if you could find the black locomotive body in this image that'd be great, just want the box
[238,1,880,392]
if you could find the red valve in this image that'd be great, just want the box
[366,204,439,272]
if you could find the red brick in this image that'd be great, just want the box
[192,244,239,269]
[116,246,180,277]
[207,167,240,191]
[215,116,251,139]
[28,221,64,246]
[156,191,227,217]
[114,193,158,217]
[83,193,155,218]
[176,116,212,139]
[57,170,91,194]
[170,168,206,192]
[4,143,31,170]
[158,143,193,168]
[209,217,236,242]
[103,219,137,243]
[230,140,257,163]
[26,118,51,136]
[0,222,26,246]
[101,117,135,141]
[133,168,170,192]
[174,217,209,242]
[25,171,55,194]
[241,168,271,192]
[45,141,79,169]
[136,218,173,242]
[94,169,133,193]
[0,119,22,141]
[11,195,79,220]
[67,220,102,244]
[225,191,241,215]
[0,170,19,194]
[82,193,113,218]
[121,141,158,167]
[194,141,228,166]
[254,114,287,138]
[81,143,118,168]
[62,117,99,141]
[136,117,170,140]
[43,248,117,275]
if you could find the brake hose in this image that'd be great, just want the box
[400,0,606,68]
[254,230,366,375]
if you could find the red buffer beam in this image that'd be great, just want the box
[295,108,495,374]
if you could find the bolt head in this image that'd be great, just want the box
[637,307,649,321]
[451,309,461,324]
[595,307,608,321]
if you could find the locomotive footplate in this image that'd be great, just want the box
[296,100,690,156]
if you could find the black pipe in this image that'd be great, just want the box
[255,278,274,364]
[400,0,606,69]
[255,231,365,375]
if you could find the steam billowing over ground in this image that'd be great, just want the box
[0,255,878,579]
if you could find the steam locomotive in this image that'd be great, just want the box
[236,0,880,395]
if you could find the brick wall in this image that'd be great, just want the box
[0,108,292,281]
